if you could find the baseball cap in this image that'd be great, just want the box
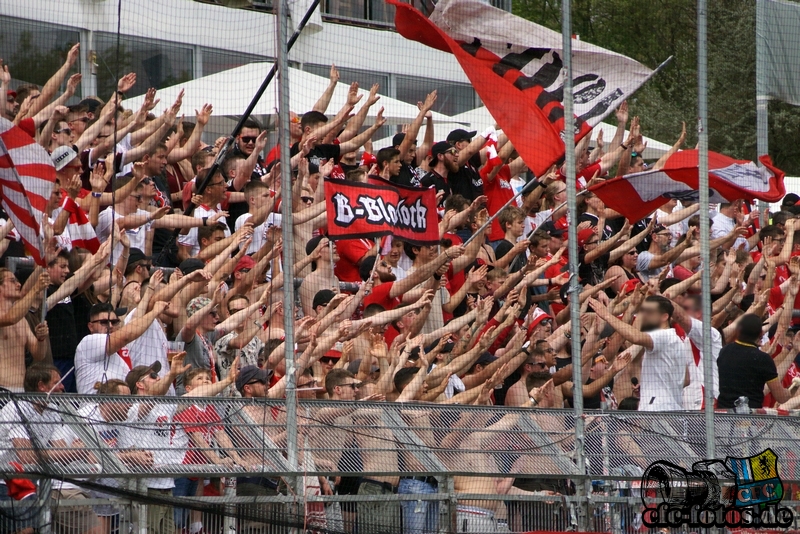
[540,221,565,238]
[234,255,256,274]
[79,98,102,113]
[474,353,498,367]
[126,248,151,269]
[652,224,669,234]
[577,228,596,248]
[446,129,477,143]
[125,361,162,393]
[527,308,554,337]
[178,258,205,276]
[235,365,274,392]
[312,289,336,310]
[6,90,17,100]
[619,278,641,296]
[360,151,377,167]
[430,141,452,162]
[392,133,406,147]
[51,145,78,172]
[782,193,800,208]
[186,296,212,318]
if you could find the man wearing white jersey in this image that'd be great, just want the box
[590,295,691,411]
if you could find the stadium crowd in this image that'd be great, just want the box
[2,46,800,534]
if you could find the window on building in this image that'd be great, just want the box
[0,18,81,95]
[203,49,270,77]
[94,34,193,98]
[395,75,476,116]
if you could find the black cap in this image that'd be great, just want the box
[359,255,378,282]
[235,365,274,392]
[312,289,336,310]
[306,235,325,255]
[782,193,800,208]
[125,361,162,394]
[79,98,102,113]
[178,258,205,276]
[446,129,477,143]
[430,141,452,163]
[474,352,498,367]
[392,133,406,147]
[540,221,565,238]
[127,248,151,269]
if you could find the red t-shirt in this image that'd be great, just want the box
[557,161,602,190]
[174,404,223,464]
[334,238,373,283]
[672,265,694,281]
[484,166,515,242]
[363,282,401,310]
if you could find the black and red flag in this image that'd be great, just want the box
[324,177,439,245]
[388,0,658,176]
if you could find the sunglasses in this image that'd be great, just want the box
[147,371,159,380]
[320,357,337,364]
[6,96,15,103]
[626,250,638,255]
[141,177,153,184]
[200,145,215,153]
[301,196,314,204]
[237,268,251,274]
[55,128,72,135]
[209,310,220,317]
[246,379,266,386]
[91,318,121,327]
[530,362,548,368]
[339,383,361,390]
[297,379,318,389]
[241,136,257,144]
[539,319,552,326]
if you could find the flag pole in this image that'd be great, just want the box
[756,0,770,227]
[462,177,541,247]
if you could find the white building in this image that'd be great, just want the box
[1,0,507,137]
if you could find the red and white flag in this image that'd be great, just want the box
[60,196,100,253]
[0,118,54,265]
[589,150,786,222]
[389,0,657,176]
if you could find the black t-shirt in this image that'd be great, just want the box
[494,239,526,273]
[717,341,778,409]
[447,154,484,201]
[45,284,78,362]
[290,142,340,168]
[578,250,609,286]
[150,174,179,267]
[393,163,421,188]
[420,170,450,204]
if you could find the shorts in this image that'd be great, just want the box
[52,488,102,534]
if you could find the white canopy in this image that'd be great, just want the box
[375,106,672,161]
[124,62,451,127]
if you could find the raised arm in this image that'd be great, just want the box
[398,91,436,164]
[337,108,387,155]
[588,297,654,350]
[312,65,339,114]
[338,83,380,144]
[167,104,212,163]
[107,301,169,355]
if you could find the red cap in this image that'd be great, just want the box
[360,152,377,167]
[527,307,554,337]
[6,90,16,100]
[234,255,256,274]
[619,278,641,296]
[578,228,596,248]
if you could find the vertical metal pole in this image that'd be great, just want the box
[277,0,299,490]
[756,0,770,226]
[561,1,588,530]
[698,0,715,459]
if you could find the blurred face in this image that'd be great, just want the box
[201,307,221,331]
[289,113,301,139]
[652,230,671,252]
[319,238,339,263]
[4,93,18,120]
[590,356,607,379]
[243,378,269,398]
[508,218,525,238]
[531,241,549,258]
[578,145,591,169]
[297,376,319,399]
[237,127,260,156]
[374,259,396,283]
[88,312,121,335]
[586,193,604,212]
[630,155,645,173]
[486,276,506,294]
[549,235,563,254]
[443,148,459,174]
[639,303,667,332]
[531,319,553,339]
[53,121,72,147]
[404,143,417,165]
[48,257,70,285]
[40,370,64,394]
[319,356,337,373]
[414,245,437,264]
[47,182,63,212]
[68,112,90,136]
[553,185,567,205]
[539,342,556,366]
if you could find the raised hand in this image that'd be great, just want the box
[615,101,628,126]
[117,72,137,93]
[66,73,82,94]
[196,103,213,126]
[374,107,386,128]
[367,84,380,106]
[346,82,361,107]
[66,43,81,66]
[329,64,340,85]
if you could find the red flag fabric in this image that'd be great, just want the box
[0,118,55,265]
[60,196,100,253]
[325,177,439,246]
[589,151,786,222]
[389,0,655,176]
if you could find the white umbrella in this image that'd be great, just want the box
[399,106,674,161]
[124,62,451,127]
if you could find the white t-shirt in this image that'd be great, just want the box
[97,207,151,264]
[682,317,722,410]
[177,205,229,257]
[75,334,135,394]
[125,308,175,396]
[639,328,692,411]
[119,402,180,489]
[0,401,63,469]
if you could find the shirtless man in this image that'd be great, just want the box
[0,268,50,391]
[299,236,340,317]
